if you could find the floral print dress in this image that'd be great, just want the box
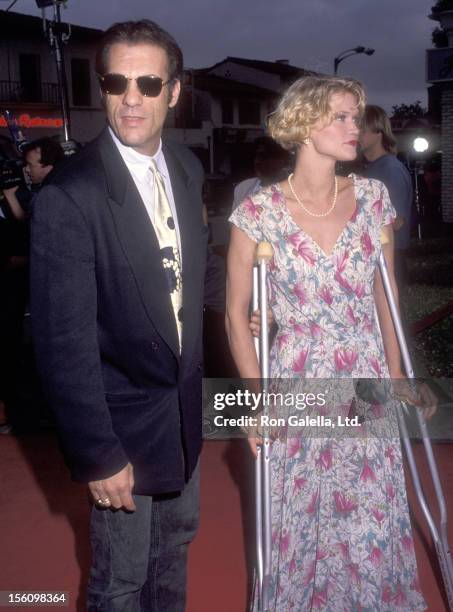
[229,175,426,611]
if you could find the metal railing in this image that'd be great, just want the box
[0,80,59,105]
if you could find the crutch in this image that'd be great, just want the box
[252,242,273,612]
[379,232,453,609]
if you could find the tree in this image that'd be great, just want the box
[432,26,449,47]
[391,101,427,120]
[430,0,453,48]
[431,0,453,13]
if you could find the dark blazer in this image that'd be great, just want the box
[30,128,208,495]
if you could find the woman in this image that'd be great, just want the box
[226,76,427,610]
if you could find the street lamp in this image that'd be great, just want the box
[413,137,429,153]
[334,46,375,74]
[412,136,430,239]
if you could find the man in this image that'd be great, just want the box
[232,135,290,209]
[31,20,209,611]
[3,138,65,219]
[359,105,413,286]
[23,137,66,186]
[0,138,64,433]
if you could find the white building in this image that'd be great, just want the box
[0,9,105,151]
[167,57,314,177]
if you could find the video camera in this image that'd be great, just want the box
[0,158,26,192]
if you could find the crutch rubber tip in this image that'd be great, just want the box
[257,242,273,261]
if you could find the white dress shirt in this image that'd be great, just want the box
[109,127,182,253]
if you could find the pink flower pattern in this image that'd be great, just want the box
[319,285,333,305]
[293,282,306,304]
[316,447,333,471]
[334,490,358,513]
[292,348,309,373]
[230,176,425,610]
[369,546,385,567]
[334,348,358,372]
[360,458,377,483]
[288,232,316,265]
[361,230,374,258]
[354,280,366,298]
[242,196,262,219]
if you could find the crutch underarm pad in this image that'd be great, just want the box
[256,241,273,262]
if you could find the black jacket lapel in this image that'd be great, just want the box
[98,129,180,358]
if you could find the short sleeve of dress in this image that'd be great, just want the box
[379,181,397,227]
[229,195,264,243]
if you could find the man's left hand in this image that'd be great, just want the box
[88,462,136,511]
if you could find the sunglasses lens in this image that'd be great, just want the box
[100,74,128,95]
[100,74,166,97]
[137,76,163,97]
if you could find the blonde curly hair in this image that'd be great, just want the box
[267,75,365,151]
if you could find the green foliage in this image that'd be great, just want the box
[431,0,453,14]
[390,101,427,119]
[432,26,449,47]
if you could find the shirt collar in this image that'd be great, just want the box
[109,126,163,181]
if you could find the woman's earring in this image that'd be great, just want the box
[303,137,312,145]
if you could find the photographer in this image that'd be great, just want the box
[0,138,64,432]
[2,137,65,220]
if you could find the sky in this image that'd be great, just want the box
[4,0,437,112]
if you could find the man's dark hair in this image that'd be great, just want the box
[362,105,397,155]
[96,19,183,82]
[22,138,65,167]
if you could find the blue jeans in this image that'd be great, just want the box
[87,463,199,611]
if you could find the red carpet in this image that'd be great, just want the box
[0,434,451,611]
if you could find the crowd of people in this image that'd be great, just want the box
[0,16,440,612]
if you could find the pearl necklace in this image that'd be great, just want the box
[288,173,338,218]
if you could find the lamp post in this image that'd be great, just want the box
[412,136,430,240]
[334,46,375,74]
[36,0,73,147]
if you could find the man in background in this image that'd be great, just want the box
[0,138,64,433]
[23,138,65,186]
[3,137,65,219]
[360,105,413,286]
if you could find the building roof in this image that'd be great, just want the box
[190,73,277,97]
[0,9,103,42]
[197,56,316,78]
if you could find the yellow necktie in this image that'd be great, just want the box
[150,159,182,349]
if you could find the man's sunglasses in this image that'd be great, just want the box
[98,73,171,97]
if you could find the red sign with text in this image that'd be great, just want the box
[0,113,63,129]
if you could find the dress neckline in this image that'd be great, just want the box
[276,173,360,258]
